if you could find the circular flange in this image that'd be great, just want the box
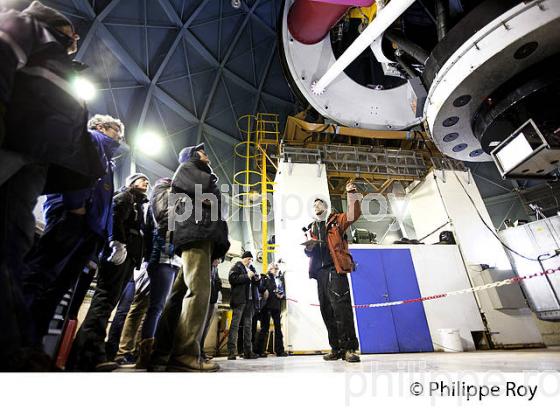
[280,0,420,130]
[424,0,560,162]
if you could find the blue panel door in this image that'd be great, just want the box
[382,250,433,352]
[350,249,399,353]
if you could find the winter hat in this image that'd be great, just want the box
[125,172,149,187]
[178,143,205,164]
[241,251,253,259]
[22,1,74,31]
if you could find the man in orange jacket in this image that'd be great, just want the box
[304,181,362,362]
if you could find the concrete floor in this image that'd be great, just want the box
[210,348,560,373]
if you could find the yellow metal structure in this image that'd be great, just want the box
[349,3,378,24]
[235,113,280,270]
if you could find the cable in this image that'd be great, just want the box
[451,171,557,262]
[417,221,451,242]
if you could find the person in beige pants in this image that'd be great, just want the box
[149,144,229,372]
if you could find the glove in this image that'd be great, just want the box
[107,240,127,265]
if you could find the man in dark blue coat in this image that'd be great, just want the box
[68,173,150,371]
[22,114,124,350]
[0,2,104,369]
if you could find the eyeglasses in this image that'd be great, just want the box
[106,124,123,140]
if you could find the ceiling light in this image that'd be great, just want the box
[136,131,164,155]
[72,77,96,101]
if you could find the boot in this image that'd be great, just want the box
[343,350,361,363]
[166,355,220,372]
[135,338,154,370]
[323,350,341,361]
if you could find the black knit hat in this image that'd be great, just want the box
[241,251,253,259]
[22,1,74,31]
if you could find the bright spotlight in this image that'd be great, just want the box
[136,131,163,155]
[72,77,96,101]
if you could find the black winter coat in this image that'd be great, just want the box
[0,10,104,193]
[171,158,229,260]
[261,274,285,311]
[228,261,261,308]
[106,188,148,269]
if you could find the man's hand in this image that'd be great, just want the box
[247,269,255,279]
[107,241,127,265]
[346,181,357,193]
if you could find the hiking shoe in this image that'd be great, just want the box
[227,354,237,360]
[343,350,361,363]
[276,351,288,357]
[243,352,259,359]
[323,350,341,361]
[115,354,136,367]
[95,361,119,372]
[166,356,220,372]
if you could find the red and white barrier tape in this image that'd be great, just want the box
[286,267,560,309]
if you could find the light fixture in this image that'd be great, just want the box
[231,0,241,9]
[491,119,560,178]
[136,131,163,155]
[72,77,96,101]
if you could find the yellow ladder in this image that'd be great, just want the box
[234,113,280,270]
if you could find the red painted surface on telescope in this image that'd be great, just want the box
[288,0,376,45]
[287,1,344,45]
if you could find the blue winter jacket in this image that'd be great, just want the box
[43,130,119,238]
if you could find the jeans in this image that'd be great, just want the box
[237,307,259,354]
[151,241,213,366]
[0,160,48,364]
[141,264,178,339]
[316,266,359,352]
[255,308,285,355]
[105,279,135,360]
[68,256,136,370]
[227,303,254,355]
[22,211,103,346]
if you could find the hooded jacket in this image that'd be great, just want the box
[171,155,230,260]
[0,8,104,193]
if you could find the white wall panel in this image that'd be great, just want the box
[409,171,544,347]
[273,161,331,352]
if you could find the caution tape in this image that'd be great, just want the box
[286,267,560,309]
